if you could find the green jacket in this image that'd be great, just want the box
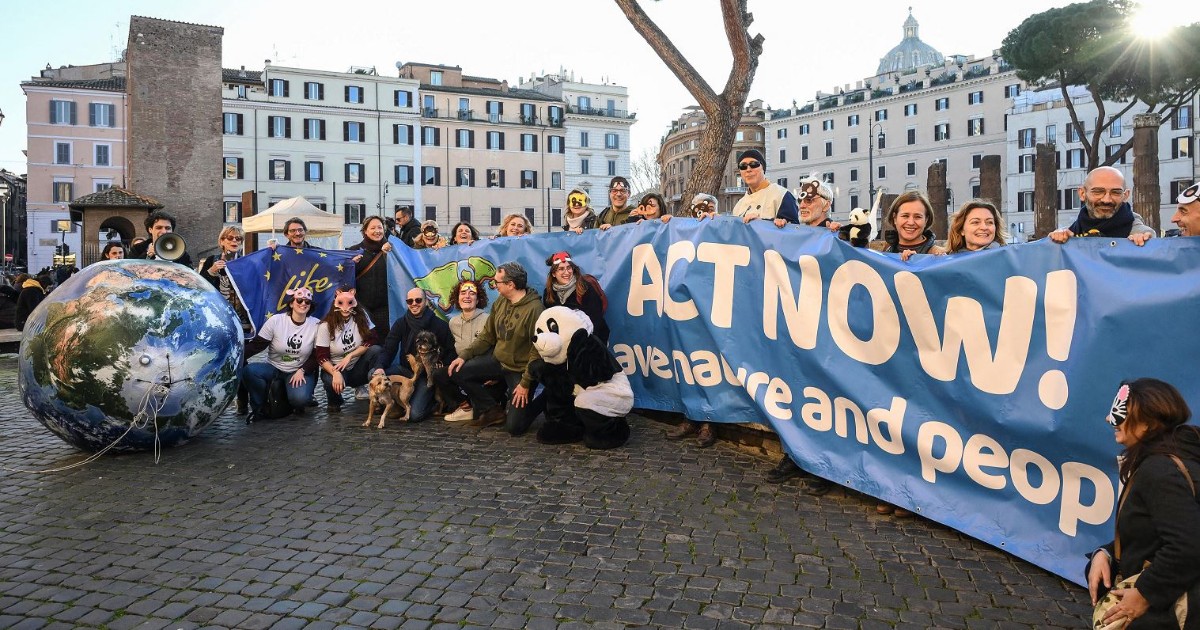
[459,288,545,388]
[598,204,633,227]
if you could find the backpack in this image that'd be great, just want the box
[262,376,295,419]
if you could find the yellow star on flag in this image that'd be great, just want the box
[272,253,282,261]
[293,248,304,255]
[336,264,345,272]
[263,271,271,280]
[318,252,328,258]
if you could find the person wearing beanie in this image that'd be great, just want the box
[597,176,635,228]
[563,187,598,233]
[731,149,799,227]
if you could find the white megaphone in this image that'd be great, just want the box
[154,233,187,262]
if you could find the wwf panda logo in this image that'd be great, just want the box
[287,331,304,351]
[340,323,355,346]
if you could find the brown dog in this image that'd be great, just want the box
[364,355,420,429]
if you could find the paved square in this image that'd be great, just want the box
[0,356,1092,629]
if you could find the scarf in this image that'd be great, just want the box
[553,277,577,305]
[565,210,592,230]
[1067,202,1135,238]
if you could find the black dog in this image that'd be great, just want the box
[411,330,442,388]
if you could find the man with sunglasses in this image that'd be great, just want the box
[562,187,598,233]
[447,262,545,435]
[1171,182,1200,237]
[372,287,455,423]
[731,150,799,227]
[1049,166,1154,245]
[597,176,636,229]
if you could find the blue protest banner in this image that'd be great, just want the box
[227,246,358,335]
[385,218,1200,586]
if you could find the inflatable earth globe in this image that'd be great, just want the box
[18,259,244,453]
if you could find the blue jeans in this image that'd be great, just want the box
[321,346,382,405]
[242,362,317,413]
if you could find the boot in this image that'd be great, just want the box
[695,423,716,448]
[665,422,698,440]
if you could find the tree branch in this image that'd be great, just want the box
[613,0,720,111]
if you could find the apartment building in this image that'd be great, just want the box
[221,64,421,244]
[21,63,127,271]
[518,71,635,199]
[399,62,566,234]
[658,101,768,214]
[1006,86,1198,236]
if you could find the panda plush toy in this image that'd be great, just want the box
[530,306,634,449]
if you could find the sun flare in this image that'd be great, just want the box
[1129,4,1174,40]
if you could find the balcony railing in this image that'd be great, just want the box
[457,109,475,121]
[566,105,636,119]
[422,107,438,117]
[519,114,540,126]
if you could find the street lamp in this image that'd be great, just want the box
[0,179,8,269]
[867,123,885,204]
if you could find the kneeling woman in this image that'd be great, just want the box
[242,287,320,422]
[315,286,382,411]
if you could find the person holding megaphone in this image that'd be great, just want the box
[128,210,192,267]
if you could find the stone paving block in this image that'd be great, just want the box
[0,356,1095,630]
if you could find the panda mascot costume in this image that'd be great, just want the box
[530,306,634,449]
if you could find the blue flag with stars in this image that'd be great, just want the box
[226,246,358,336]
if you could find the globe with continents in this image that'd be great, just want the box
[18,259,244,453]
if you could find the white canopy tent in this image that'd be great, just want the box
[241,196,345,246]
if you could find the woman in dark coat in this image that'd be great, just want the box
[348,215,394,335]
[198,226,252,413]
[1086,378,1200,629]
[543,251,608,343]
[14,273,45,331]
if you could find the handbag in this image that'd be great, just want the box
[262,376,294,420]
[1092,454,1194,630]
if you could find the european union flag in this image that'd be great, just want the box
[226,246,358,336]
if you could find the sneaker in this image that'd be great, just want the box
[665,423,698,441]
[470,407,505,428]
[354,385,369,400]
[445,407,474,422]
[765,456,806,484]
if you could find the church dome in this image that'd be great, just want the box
[876,9,944,76]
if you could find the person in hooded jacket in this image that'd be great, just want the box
[14,273,45,331]
[1086,378,1200,629]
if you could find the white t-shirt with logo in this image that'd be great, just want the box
[258,313,320,372]
[317,320,370,370]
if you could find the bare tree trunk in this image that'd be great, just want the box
[614,0,764,215]
[1132,113,1162,234]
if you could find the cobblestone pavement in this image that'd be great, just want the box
[0,355,1092,629]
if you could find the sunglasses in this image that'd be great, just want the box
[223,236,244,242]
[610,187,629,193]
[406,297,424,305]
[738,161,761,171]
[293,298,312,305]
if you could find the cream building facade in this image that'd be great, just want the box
[518,71,635,200]
[658,101,767,214]
[221,64,421,245]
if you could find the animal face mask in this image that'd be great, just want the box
[334,290,357,316]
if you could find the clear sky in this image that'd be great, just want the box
[1,0,1191,177]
